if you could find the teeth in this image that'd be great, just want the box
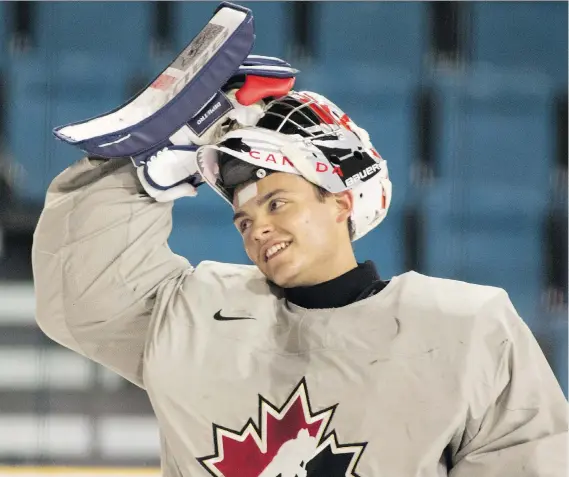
[266,242,290,260]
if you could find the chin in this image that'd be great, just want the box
[269,273,300,289]
[259,259,306,288]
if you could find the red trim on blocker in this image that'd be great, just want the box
[235,76,296,106]
[150,74,177,91]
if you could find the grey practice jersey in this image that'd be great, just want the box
[33,158,568,477]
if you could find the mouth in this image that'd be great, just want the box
[264,241,292,263]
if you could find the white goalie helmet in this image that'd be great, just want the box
[197,90,392,241]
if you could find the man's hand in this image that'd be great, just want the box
[136,146,202,202]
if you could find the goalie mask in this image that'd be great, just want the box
[196,90,392,242]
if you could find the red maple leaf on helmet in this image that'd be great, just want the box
[296,92,383,163]
[198,378,366,477]
[297,92,356,133]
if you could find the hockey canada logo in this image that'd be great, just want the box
[198,378,367,477]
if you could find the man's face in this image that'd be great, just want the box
[232,172,355,288]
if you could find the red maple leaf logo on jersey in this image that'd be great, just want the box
[198,378,367,477]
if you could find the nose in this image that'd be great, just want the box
[251,218,275,242]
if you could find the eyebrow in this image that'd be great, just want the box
[232,189,288,223]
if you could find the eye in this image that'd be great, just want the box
[238,218,252,233]
[268,199,286,212]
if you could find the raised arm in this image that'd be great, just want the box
[33,48,299,387]
[32,157,190,387]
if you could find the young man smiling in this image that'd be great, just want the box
[33,86,567,476]
[231,173,356,289]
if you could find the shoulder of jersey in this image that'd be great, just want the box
[394,270,507,320]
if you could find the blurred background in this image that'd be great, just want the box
[0,0,566,471]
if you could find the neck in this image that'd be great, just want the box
[284,260,385,309]
[316,252,358,284]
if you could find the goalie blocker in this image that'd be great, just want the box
[52,2,259,163]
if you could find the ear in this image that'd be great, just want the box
[334,190,354,224]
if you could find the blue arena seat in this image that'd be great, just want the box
[6,54,130,203]
[236,2,289,58]
[34,2,152,66]
[172,2,215,53]
[5,56,51,202]
[432,67,555,192]
[426,67,555,315]
[0,3,7,68]
[421,181,548,316]
[316,2,427,73]
[170,190,250,265]
[472,2,568,86]
[174,2,289,59]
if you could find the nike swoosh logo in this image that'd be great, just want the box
[214,310,256,321]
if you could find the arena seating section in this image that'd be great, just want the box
[0,4,566,462]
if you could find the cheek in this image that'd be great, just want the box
[290,206,334,249]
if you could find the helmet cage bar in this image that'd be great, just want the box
[260,95,344,143]
[268,97,321,133]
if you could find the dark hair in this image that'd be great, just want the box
[314,186,355,241]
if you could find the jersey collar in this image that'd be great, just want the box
[283,260,386,309]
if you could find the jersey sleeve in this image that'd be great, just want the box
[32,157,191,387]
[450,290,568,476]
